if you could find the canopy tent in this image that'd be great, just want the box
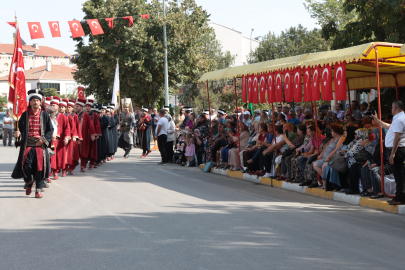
[200,42,405,198]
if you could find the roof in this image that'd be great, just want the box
[198,42,405,90]
[0,65,77,81]
[0,43,69,57]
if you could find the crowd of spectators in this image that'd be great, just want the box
[152,100,405,205]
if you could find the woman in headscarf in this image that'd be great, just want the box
[228,122,250,171]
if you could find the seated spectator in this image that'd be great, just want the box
[278,124,307,180]
[303,109,313,121]
[296,106,305,123]
[360,102,369,117]
[276,113,286,126]
[334,103,345,120]
[243,123,268,173]
[261,110,269,124]
[228,122,250,171]
[262,125,286,178]
[351,100,363,120]
[318,110,325,121]
[283,106,290,119]
[246,123,274,174]
[242,111,252,131]
[207,123,227,165]
[211,119,219,137]
[240,123,259,171]
[253,110,261,122]
[312,123,346,188]
[290,126,314,183]
[288,110,300,126]
[363,116,373,128]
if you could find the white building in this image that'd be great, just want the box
[0,61,78,96]
[208,22,260,67]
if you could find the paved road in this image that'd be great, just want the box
[0,145,404,270]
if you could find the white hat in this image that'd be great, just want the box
[141,106,149,112]
[163,106,170,112]
[218,109,226,115]
[243,111,250,115]
[183,106,192,113]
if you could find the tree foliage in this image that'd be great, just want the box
[321,0,405,49]
[73,0,215,107]
[248,25,331,64]
[42,88,59,97]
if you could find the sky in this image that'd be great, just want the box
[0,0,319,55]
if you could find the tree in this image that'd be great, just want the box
[248,25,331,64]
[42,88,59,97]
[322,0,405,49]
[73,0,215,107]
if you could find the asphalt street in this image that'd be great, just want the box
[0,145,404,270]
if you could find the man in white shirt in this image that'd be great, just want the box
[372,100,405,205]
[3,110,14,146]
[155,109,169,165]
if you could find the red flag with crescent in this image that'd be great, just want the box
[259,74,266,103]
[275,70,283,102]
[321,64,333,101]
[68,20,85,38]
[303,66,312,102]
[48,21,61,37]
[283,68,293,102]
[334,61,347,101]
[311,65,321,101]
[267,72,275,103]
[242,75,247,103]
[251,75,259,104]
[27,22,45,39]
[247,75,253,103]
[87,19,104,35]
[77,87,85,100]
[292,67,302,102]
[8,24,27,119]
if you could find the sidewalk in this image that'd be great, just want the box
[199,165,405,215]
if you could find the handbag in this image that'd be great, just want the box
[354,149,369,163]
[328,154,348,173]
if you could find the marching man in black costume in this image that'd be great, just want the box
[12,89,54,198]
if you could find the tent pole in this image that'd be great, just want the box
[234,77,241,169]
[375,47,391,197]
[394,74,399,100]
[313,100,320,184]
[207,80,212,140]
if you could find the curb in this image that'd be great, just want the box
[199,165,405,215]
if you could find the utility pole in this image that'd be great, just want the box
[250,29,254,62]
[163,0,169,106]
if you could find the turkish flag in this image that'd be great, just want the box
[267,72,275,103]
[105,18,114,29]
[259,74,266,103]
[48,21,61,37]
[251,75,259,104]
[321,64,333,101]
[68,20,85,38]
[27,22,44,39]
[8,25,27,119]
[283,68,293,102]
[77,87,85,100]
[247,75,253,103]
[87,19,104,35]
[312,65,321,101]
[275,70,283,102]
[303,66,312,102]
[242,75,247,103]
[7,22,16,28]
[123,16,134,27]
[292,67,302,102]
[334,61,347,101]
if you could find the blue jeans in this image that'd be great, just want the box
[298,156,308,173]
[221,148,231,162]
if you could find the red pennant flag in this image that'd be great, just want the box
[267,72,275,103]
[27,22,44,39]
[105,18,114,29]
[303,66,312,102]
[292,67,302,102]
[334,61,347,101]
[68,20,85,38]
[283,68,293,102]
[312,65,321,101]
[275,70,283,102]
[242,75,247,103]
[48,21,61,38]
[7,22,16,28]
[77,87,85,100]
[87,19,104,35]
[247,75,253,103]
[252,75,259,104]
[321,64,333,101]
[141,14,150,19]
[259,74,266,103]
[8,25,27,119]
[123,16,134,27]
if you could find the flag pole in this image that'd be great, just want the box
[14,13,20,143]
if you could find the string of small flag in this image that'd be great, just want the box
[0,56,78,60]
[6,13,151,40]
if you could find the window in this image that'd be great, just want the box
[38,83,60,94]
[65,83,76,95]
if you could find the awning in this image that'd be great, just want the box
[198,42,405,90]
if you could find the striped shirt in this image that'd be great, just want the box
[28,108,41,139]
